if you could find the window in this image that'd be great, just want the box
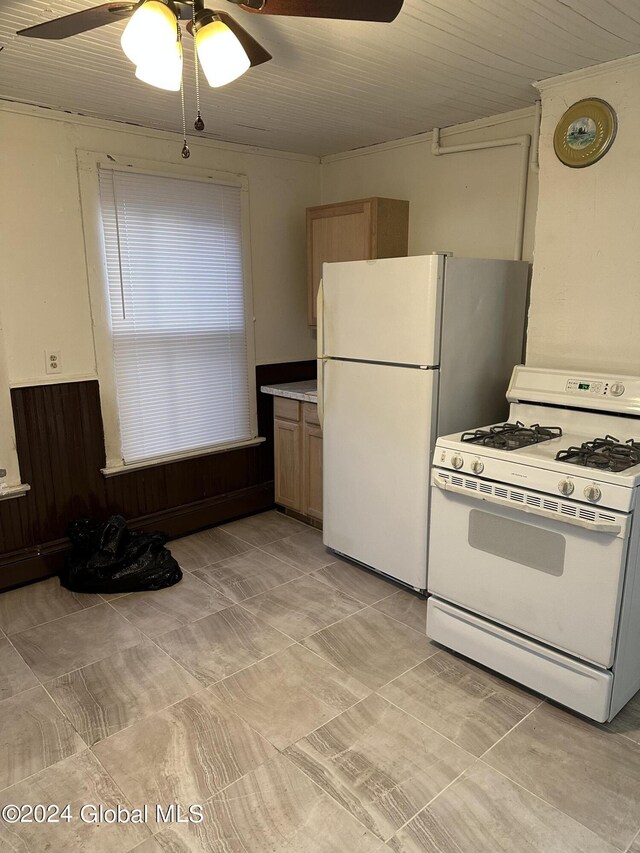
[87,160,258,472]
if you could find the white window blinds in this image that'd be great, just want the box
[98,167,253,465]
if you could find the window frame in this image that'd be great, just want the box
[78,151,261,476]
[0,310,30,500]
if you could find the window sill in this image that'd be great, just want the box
[101,437,266,478]
[0,483,31,502]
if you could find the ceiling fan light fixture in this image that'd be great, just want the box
[194,11,251,88]
[135,38,183,90]
[121,0,178,66]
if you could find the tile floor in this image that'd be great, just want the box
[1,510,640,852]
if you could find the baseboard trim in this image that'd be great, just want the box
[0,483,275,592]
[281,507,323,531]
[130,482,274,538]
[0,542,68,592]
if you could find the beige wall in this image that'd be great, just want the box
[5,69,640,393]
[320,108,539,263]
[527,55,640,375]
[1,103,543,391]
[0,105,320,384]
[17,97,624,397]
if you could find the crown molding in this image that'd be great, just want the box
[1,98,541,166]
[320,106,537,164]
[535,52,640,93]
[0,99,321,164]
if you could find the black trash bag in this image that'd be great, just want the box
[60,514,182,594]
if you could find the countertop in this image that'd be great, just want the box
[261,380,318,403]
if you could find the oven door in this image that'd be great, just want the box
[428,472,631,668]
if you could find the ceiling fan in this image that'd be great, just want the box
[16,1,404,51]
[16,0,404,155]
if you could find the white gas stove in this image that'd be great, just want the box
[427,366,640,722]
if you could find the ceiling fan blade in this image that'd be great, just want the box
[238,0,403,22]
[16,3,136,40]
[217,11,272,66]
[188,11,272,68]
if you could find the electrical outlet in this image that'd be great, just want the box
[46,351,62,375]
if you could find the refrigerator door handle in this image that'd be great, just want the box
[318,357,325,429]
[317,278,325,429]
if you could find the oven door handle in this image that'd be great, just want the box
[431,474,622,536]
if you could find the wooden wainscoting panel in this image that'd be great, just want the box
[0,361,316,592]
[1,381,107,554]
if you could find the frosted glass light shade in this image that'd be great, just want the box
[135,39,182,90]
[195,20,250,88]
[121,0,178,67]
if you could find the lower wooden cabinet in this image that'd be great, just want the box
[274,397,322,523]
[302,407,323,522]
[274,417,302,511]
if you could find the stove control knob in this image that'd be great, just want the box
[611,382,625,397]
[451,454,464,470]
[584,484,602,503]
[470,459,484,474]
[558,479,574,496]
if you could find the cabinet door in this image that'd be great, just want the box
[274,418,302,511]
[307,201,373,326]
[303,409,323,521]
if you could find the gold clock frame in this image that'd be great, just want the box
[553,98,617,168]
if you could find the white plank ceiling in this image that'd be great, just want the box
[2,0,640,155]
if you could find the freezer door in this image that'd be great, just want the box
[322,255,443,367]
[322,358,437,590]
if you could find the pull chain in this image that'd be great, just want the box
[178,25,190,158]
[181,80,190,158]
[193,1,205,131]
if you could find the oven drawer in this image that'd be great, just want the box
[427,598,613,722]
[428,479,630,668]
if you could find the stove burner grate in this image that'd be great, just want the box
[461,421,563,451]
[556,435,640,473]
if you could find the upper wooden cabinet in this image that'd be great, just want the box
[306,197,410,326]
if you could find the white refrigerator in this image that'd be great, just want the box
[318,253,529,591]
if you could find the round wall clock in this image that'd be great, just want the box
[553,98,617,168]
